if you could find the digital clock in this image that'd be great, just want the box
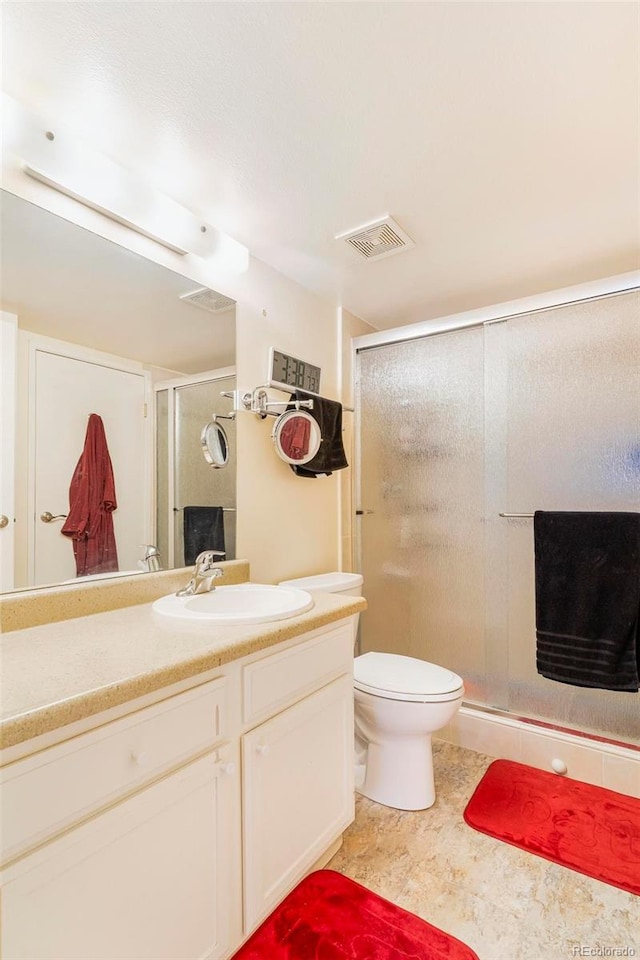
[269,348,322,395]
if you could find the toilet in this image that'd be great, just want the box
[277,572,464,812]
[353,652,463,810]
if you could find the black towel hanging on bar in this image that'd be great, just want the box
[534,511,640,692]
[287,390,348,478]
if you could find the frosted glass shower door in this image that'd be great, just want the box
[502,291,640,741]
[357,328,488,702]
[357,289,639,744]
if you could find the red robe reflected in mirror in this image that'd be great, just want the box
[61,414,119,577]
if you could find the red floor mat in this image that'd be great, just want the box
[232,869,479,959]
[464,759,640,896]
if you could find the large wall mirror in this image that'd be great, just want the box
[0,190,237,592]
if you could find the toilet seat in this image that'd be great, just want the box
[354,652,464,703]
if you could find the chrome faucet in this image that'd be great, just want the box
[140,544,162,573]
[176,551,225,596]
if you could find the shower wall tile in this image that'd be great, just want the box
[437,707,640,797]
[602,753,640,799]
[517,728,603,786]
[439,710,521,762]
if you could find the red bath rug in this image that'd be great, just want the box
[464,759,640,895]
[231,869,479,959]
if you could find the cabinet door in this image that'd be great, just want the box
[1,752,237,960]
[242,675,354,933]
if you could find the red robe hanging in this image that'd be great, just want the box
[61,414,119,576]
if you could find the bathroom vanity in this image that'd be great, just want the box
[0,576,365,960]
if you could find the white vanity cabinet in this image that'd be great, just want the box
[240,623,355,934]
[0,615,357,960]
[242,675,354,933]
[1,752,235,960]
[0,678,237,960]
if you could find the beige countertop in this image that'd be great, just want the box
[1,590,365,752]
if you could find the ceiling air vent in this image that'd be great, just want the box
[179,287,236,314]
[335,216,415,261]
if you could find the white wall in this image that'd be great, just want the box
[235,260,341,584]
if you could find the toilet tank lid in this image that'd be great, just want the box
[278,572,363,593]
[354,652,463,696]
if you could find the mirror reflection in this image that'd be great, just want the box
[272,410,321,465]
[0,191,237,592]
[201,418,231,468]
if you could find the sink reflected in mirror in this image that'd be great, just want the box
[152,583,314,625]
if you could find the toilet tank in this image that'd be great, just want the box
[278,571,364,597]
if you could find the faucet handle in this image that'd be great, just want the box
[195,550,226,568]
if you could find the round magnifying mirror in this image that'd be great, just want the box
[272,409,321,465]
[200,420,229,468]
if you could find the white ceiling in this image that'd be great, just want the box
[3,2,638,329]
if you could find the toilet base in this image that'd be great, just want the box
[356,734,436,811]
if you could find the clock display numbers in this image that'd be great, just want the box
[270,350,321,394]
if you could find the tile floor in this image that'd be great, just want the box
[328,741,639,960]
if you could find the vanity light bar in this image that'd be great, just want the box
[5,94,249,270]
[24,164,191,256]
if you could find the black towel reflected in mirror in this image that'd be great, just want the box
[183,506,226,566]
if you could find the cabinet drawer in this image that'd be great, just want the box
[1,676,226,865]
[243,622,353,726]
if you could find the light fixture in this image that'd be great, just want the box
[23,162,194,255]
[3,94,249,271]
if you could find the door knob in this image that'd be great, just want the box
[40,511,68,523]
[0,515,9,528]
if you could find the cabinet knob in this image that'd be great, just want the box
[0,515,9,529]
[130,751,149,767]
[255,744,270,757]
[218,761,236,776]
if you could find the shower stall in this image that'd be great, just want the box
[356,288,639,746]
[156,372,237,569]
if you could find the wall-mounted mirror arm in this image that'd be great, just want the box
[241,385,314,420]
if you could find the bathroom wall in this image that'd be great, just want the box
[235,261,341,584]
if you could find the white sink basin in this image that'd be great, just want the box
[152,583,314,624]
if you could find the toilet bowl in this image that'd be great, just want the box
[354,652,464,810]
[277,572,463,811]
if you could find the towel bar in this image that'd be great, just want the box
[242,383,355,419]
[174,506,236,512]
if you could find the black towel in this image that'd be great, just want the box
[183,506,226,566]
[534,511,640,692]
[287,390,348,478]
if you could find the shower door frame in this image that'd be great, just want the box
[153,366,236,569]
